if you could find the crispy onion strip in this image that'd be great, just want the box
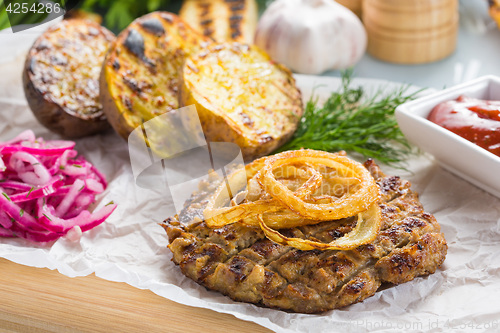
[257,204,382,251]
[204,167,270,228]
[258,150,380,221]
[204,163,322,228]
[203,149,382,250]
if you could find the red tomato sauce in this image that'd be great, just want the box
[427,95,500,157]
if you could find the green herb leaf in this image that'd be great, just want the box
[105,1,134,32]
[276,71,422,167]
[2,192,11,202]
[147,0,162,12]
[78,0,174,31]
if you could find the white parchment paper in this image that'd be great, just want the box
[1,54,500,333]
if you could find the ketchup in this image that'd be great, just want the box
[427,95,500,157]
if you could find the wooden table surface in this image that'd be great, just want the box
[0,258,272,333]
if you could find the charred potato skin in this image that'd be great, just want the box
[23,68,109,138]
[180,43,303,161]
[179,0,258,44]
[179,78,293,160]
[23,19,114,138]
[100,12,212,140]
[98,71,129,139]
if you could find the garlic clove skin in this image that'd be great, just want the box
[255,0,367,75]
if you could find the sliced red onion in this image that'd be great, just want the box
[0,191,47,232]
[85,178,104,193]
[39,201,117,233]
[0,141,75,156]
[77,203,116,232]
[0,130,36,146]
[0,211,13,229]
[22,232,61,242]
[90,165,108,188]
[10,179,64,203]
[55,179,84,217]
[0,226,15,237]
[48,149,78,174]
[8,151,35,172]
[0,131,117,243]
[0,180,33,191]
[64,193,96,219]
[9,222,64,242]
[9,151,51,186]
[75,192,95,207]
[62,162,91,177]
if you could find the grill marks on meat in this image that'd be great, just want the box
[163,159,447,313]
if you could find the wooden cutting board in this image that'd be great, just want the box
[0,54,271,333]
[0,258,272,332]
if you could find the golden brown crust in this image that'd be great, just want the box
[180,42,303,161]
[163,159,447,313]
[23,19,114,138]
[179,0,258,44]
[100,12,212,140]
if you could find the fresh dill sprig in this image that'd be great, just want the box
[276,71,422,167]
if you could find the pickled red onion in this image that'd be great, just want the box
[0,130,116,243]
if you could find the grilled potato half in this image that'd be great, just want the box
[23,19,114,138]
[180,0,258,44]
[180,43,303,161]
[100,12,212,140]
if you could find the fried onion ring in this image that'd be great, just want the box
[203,149,382,250]
[258,150,379,221]
[257,203,382,251]
[204,163,322,228]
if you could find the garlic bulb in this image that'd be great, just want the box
[254,0,367,75]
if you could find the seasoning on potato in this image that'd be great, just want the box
[179,0,258,44]
[180,42,303,161]
[23,18,115,138]
[99,12,212,141]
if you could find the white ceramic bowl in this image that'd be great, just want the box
[396,75,500,198]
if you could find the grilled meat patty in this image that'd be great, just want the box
[163,159,447,313]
